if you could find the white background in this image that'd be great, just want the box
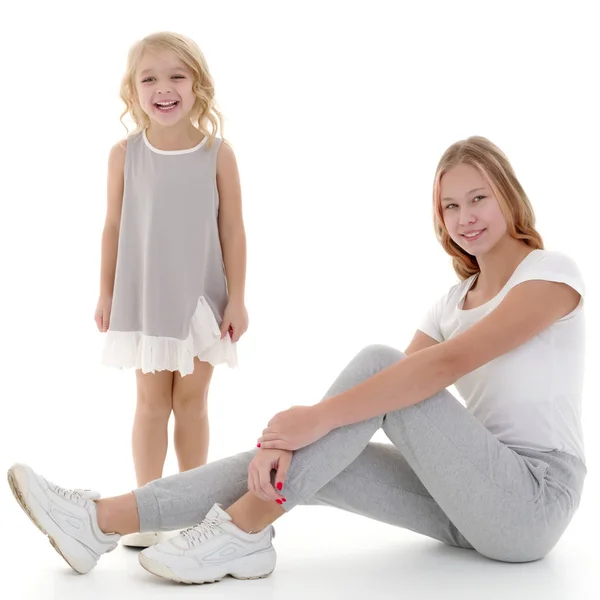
[1,1,598,599]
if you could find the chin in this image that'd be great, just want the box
[154,115,186,127]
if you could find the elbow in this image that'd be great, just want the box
[219,224,246,244]
[103,222,120,239]
[437,341,472,385]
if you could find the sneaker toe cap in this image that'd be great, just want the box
[140,545,197,574]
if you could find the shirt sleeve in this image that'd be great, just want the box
[418,291,447,343]
[509,251,585,301]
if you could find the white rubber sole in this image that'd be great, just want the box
[138,546,276,584]
[7,463,97,574]
[121,532,165,548]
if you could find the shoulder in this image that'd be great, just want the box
[109,138,128,163]
[107,139,128,178]
[441,253,584,379]
[523,248,579,269]
[111,130,147,157]
[216,139,236,163]
[512,249,585,297]
[216,140,240,177]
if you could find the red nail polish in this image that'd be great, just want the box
[257,443,261,448]
[281,498,287,502]
[276,499,283,505]
[276,482,283,491]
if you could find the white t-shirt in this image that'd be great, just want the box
[418,249,586,463]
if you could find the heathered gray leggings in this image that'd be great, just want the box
[135,345,586,563]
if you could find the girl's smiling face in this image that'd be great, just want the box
[135,50,196,127]
[439,163,508,256]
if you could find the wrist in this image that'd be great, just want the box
[314,398,340,432]
[227,295,245,307]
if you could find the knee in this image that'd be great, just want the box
[136,391,172,419]
[356,344,405,365]
[477,537,554,564]
[482,547,548,564]
[173,389,208,417]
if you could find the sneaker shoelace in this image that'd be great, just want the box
[47,480,89,507]
[181,517,222,547]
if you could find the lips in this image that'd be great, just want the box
[460,229,486,241]
[154,100,179,111]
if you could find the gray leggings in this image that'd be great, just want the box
[135,345,586,563]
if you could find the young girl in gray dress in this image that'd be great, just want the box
[93,32,248,547]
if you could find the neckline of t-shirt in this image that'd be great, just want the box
[143,129,208,155]
[457,249,544,313]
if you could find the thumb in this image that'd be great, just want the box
[275,452,292,493]
[220,321,229,339]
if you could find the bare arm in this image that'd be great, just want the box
[318,280,581,430]
[313,331,439,408]
[216,142,247,305]
[404,329,440,355]
[99,140,126,298]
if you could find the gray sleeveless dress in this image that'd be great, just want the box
[102,130,237,376]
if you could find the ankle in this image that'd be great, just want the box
[95,494,140,536]
[227,513,263,534]
[95,499,113,534]
[226,503,284,534]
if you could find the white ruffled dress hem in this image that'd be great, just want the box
[102,297,237,376]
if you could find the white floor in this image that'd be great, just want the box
[5,484,597,600]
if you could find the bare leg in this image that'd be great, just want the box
[96,494,140,535]
[132,369,174,486]
[172,358,213,472]
[226,493,285,532]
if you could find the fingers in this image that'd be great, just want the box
[259,440,291,451]
[95,311,108,333]
[248,456,268,502]
[220,321,230,339]
[275,452,292,494]
[252,468,270,502]
[248,460,269,502]
[248,453,287,504]
[230,324,249,343]
[258,465,282,503]
[258,432,280,442]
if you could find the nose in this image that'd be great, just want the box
[459,205,476,226]
[156,81,173,95]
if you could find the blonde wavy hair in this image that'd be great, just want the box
[119,32,224,146]
[432,136,544,280]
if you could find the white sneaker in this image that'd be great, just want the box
[122,531,172,548]
[138,504,276,584]
[7,463,120,574]
[75,489,102,501]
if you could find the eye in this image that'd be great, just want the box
[172,74,185,79]
[141,77,154,83]
[473,195,486,202]
[444,203,457,210]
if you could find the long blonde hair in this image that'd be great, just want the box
[119,32,224,146]
[432,136,543,280]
